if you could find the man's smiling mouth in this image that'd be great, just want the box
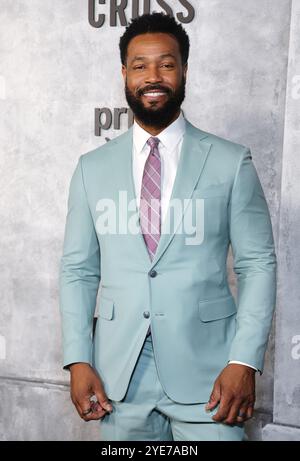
[142,90,168,100]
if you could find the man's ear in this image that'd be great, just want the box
[183,62,188,79]
[121,64,127,81]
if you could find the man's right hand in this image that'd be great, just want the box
[69,362,113,421]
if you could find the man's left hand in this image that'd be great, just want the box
[205,363,256,425]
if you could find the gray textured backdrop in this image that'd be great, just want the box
[0,0,299,440]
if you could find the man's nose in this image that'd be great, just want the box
[145,66,163,82]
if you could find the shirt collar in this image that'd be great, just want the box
[133,109,186,154]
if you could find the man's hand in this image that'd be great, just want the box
[205,363,256,425]
[69,362,113,422]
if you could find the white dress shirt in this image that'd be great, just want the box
[132,110,258,373]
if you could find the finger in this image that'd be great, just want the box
[83,405,108,421]
[74,391,95,418]
[225,401,246,425]
[94,389,113,413]
[212,394,233,422]
[80,403,93,419]
[205,383,221,411]
[245,402,255,420]
[89,401,108,419]
[236,399,255,423]
[235,402,250,423]
[70,388,107,421]
[79,400,108,421]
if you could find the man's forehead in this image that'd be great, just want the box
[127,33,179,52]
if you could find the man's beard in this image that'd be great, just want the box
[125,76,186,129]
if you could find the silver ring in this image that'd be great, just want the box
[82,407,93,416]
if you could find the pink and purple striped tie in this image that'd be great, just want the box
[140,136,161,338]
[140,136,161,262]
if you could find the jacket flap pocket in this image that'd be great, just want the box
[198,295,237,322]
[98,296,114,320]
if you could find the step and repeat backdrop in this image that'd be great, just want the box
[0,0,299,440]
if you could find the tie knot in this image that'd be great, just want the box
[147,136,160,149]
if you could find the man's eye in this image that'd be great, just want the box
[133,64,173,69]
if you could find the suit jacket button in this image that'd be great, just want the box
[143,311,150,318]
[149,269,157,278]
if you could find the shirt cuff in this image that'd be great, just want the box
[228,360,258,372]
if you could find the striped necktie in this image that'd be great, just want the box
[139,136,161,261]
[140,136,161,338]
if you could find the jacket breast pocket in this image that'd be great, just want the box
[198,294,237,322]
[189,184,229,239]
[98,296,114,320]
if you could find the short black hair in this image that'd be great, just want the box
[119,12,190,67]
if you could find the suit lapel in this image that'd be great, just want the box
[110,124,153,266]
[151,120,212,267]
[111,118,212,268]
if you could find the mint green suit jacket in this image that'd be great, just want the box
[59,119,277,404]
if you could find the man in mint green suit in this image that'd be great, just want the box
[59,13,277,441]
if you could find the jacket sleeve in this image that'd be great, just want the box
[228,147,277,373]
[59,155,101,370]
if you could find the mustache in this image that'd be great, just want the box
[138,86,171,96]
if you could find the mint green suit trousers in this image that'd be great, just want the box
[99,334,246,441]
